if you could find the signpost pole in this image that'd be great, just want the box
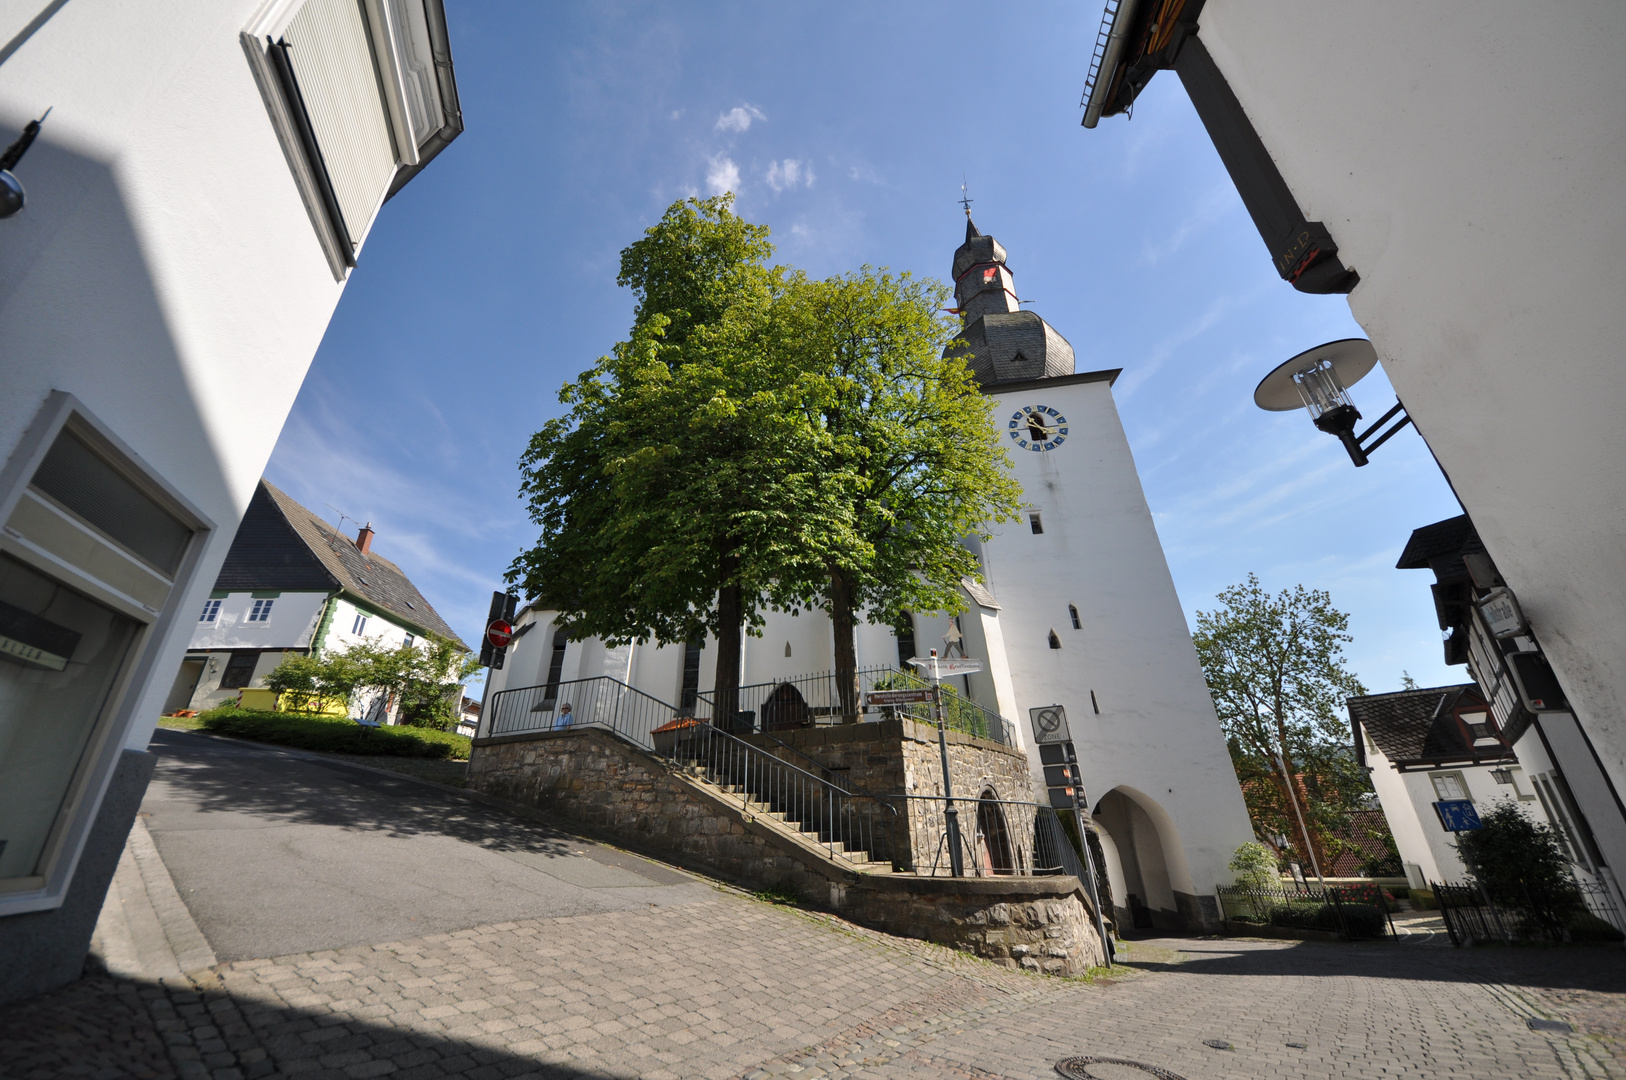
[930,650,965,877]
[1065,745,1113,968]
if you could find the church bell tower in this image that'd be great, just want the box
[947,217,1077,386]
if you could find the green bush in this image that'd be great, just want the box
[1410,888,1438,910]
[1456,801,1585,933]
[1266,899,1385,937]
[199,706,471,759]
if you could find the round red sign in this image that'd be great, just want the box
[485,619,514,649]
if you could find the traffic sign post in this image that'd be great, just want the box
[479,591,517,670]
[917,650,965,877]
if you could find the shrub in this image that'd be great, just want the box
[1265,898,1386,937]
[1229,842,1280,890]
[199,706,471,759]
[1456,801,1584,934]
[1566,911,1626,943]
[1410,888,1438,910]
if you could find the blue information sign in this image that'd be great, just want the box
[1435,799,1482,832]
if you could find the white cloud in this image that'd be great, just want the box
[706,155,740,195]
[670,108,685,120]
[714,104,765,133]
[765,158,814,192]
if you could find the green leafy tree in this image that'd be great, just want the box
[266,637,477,729]
[1193,574,1370,875]
[1456,801,1584,934]
[508,196,820,720]
[265,651,360,715]
[1229,841,1281,890]
[769,269,1022,721]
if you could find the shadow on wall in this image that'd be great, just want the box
[0,123,234,513]
[1094,786,1185,932]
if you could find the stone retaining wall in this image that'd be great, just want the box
[468,727,1105,974]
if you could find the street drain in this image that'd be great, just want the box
[1055,1057,1188,1080]
[1529,1019,1573,1034]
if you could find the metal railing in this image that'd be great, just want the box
[888,795,1086,881]
[480,675,897,868]
[1431,879,1625,946]
[1216,883,1393,940]
[687,665,1016,746]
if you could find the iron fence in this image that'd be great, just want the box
[1431,879,1626,946]
[688,665,1016,746]
[480,676,678,749]
[1216,883,1393,940]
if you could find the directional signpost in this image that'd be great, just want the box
[864,687,935,707]
[906,651,983,877]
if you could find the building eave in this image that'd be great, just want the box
[978,368,1122,396]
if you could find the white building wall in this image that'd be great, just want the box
[980,375,1255,908]
[1362,737,1440,885]
[0,2,352,754]
[189,592,328,651]
[1197,0,1626,818]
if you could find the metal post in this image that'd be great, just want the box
[931,651,964,877]
[1276,752,1326,888]
[1070,806,1114,968]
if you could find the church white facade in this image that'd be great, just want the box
[488,218,1254,929]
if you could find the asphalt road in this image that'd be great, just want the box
[142,728,710,961]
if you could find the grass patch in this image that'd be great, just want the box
[156,713,208,731]
[198,706,471,760]
[752,882,803,906]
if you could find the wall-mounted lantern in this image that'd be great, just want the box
[1253,338,1413,467]
[0,109,49,220]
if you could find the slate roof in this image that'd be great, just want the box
[951,311,1077,387]
[1349,683,1511,768]
[214,480,466,648]
[1396,514,1484,570]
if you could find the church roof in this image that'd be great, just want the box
[952,217,1008,281]
[952,311,1075,385]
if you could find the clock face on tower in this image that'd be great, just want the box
[1008,405,1068,452]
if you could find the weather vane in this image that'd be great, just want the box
[959,176,973,218]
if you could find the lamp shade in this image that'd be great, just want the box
[1254,338,1379,412]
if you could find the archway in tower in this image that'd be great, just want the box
[974,789,1015,875]
[1092,786,1187,932]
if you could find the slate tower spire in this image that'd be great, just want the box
[946,217,1076,386]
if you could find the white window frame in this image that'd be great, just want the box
[1429,771,1469,802]
[352,612,369,636]
[240,0,459,280]
[200,598,222,623]
[0,392,213,916]
[248,598,275,623]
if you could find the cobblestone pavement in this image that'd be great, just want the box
[5,893,1625,1080]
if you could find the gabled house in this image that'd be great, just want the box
[164,479,466,714]
[1350,683,1540,887]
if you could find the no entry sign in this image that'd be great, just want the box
[485,619,514,649]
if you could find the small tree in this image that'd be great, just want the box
[265,652,361,715]
[265,638,476,729]
[1229,841,1281,891]
[770,269,1022,721]
[1456,801,1584,934]
[1193,574,1370,875]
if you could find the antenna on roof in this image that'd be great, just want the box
[959,176,973,218]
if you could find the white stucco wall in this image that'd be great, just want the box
[0,2,354,756]
[1197,0,1626,815]
[189,592,328,651]
[323,597,424,654]
[980,376,1255,901]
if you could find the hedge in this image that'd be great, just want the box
[198,706,471,759]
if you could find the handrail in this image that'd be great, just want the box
[745,727,890,799]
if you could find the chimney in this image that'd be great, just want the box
[355,522,374,554]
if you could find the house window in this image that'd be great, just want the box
[679,637,702,712]
[1430,772,1469,802]
[1068,604,1081,630]
[220,651,260,690]
[403,633,415,649]
[1029,512,1044,535]
[895,614,917,670]
[1048,630,1062,650]
[247,0,462,278]
[247,599,274,622]
[351,613,368,636]
[200,599,222,622]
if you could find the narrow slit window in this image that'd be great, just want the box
[1048,629,1061,650]
[1068,604,1080,629]
[544,629,570,708]
[895,614,916,670]
[1029,512,1044,535]
[351,613,368,636]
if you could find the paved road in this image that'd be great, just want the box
[3,730,1624,1080]
[142,729,708,960]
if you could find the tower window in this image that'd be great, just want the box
[1029,512,1044,535]
[1069,604,1081,629]
[1048,630,1061,650]
[1011,351,1028,366]
[785,641,792,657]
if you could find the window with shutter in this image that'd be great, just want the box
[243,0,462,278]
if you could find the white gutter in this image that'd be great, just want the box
[1082,0,1141,129]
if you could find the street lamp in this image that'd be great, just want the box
[0,109,50,220]
[1253,338,1412,467]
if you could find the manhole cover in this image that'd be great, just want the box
[1055,1057,1188,1080]
[1529,1018,1573,1034]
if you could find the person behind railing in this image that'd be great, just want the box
[553,702,573,731]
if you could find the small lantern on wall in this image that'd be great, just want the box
[1490,768,1515,785]
[1253,338,1413,467]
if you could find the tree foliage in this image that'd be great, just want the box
[1193,574,1369,874]
[265,636,478,730]
[769,269,1022,720]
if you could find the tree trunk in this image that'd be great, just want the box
[712,554,743,731]
[828,565,860,724]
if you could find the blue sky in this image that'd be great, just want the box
[265,1,1463,698]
